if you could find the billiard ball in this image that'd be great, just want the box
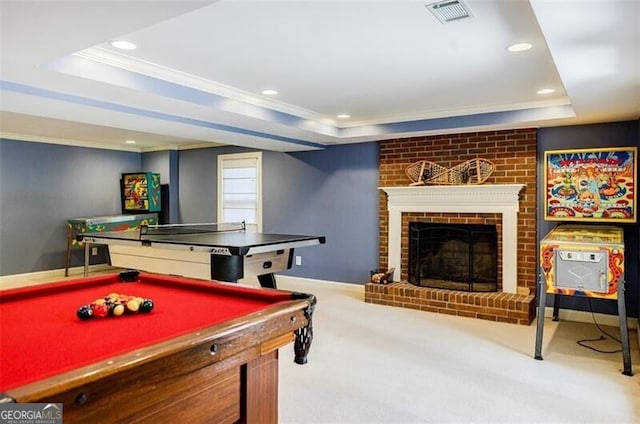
[77,305,93,320]
[112,304,125,316]
[126,300,139,313]
[93,304,109,318]
[139,299,154,313]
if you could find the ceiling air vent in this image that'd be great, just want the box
[425,0,474,24]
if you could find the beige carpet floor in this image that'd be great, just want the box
[276,277,640,424]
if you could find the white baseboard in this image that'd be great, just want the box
[544,306,637,330]
[0,264,115,290]
[276,274,357,288]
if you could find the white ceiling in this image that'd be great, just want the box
[1,0,638,153]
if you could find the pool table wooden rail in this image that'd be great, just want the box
[1,295,314,424]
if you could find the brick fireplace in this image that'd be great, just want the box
[364,131,538,325]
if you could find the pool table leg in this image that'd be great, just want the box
[293,294,316,364]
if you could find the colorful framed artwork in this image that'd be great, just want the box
[544,146,637,222]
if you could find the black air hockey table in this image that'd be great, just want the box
[79,222,325,288]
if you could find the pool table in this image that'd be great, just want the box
[0,271,316,423]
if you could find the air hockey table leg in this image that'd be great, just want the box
[258,273,277,289]
[83,242,91,277]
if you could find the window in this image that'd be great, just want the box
[217,152,262,232]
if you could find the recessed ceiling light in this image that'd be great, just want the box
[110,40,137,51]
[261,89,278,96]
[537,88,556,95]
[125,140,137,144]
[337,114,351,119]
[507,42,532,52]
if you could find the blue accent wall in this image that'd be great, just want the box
[142,150,180,223]
[263,143,380,283]
[176,143,380,283]
[0,139,141,275]
[141,151,170,184]
[177,145,250,224]
[537,121,640,317]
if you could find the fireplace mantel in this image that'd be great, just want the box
[380,184,525,293]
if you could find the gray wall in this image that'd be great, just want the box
[177,145,250,224]
[142,150,180,223]
[177,143,380,283]
[265,144,380,282]
[141,151,170,184]
[537,121,640,317]
[0,138,141,275]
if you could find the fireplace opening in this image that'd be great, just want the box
[408,223,498,292]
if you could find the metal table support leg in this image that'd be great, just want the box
[258,273,277,289]
[65,228,72,277]
[618,279,633,376]
[552,294,560,321]
[84,242,91,277]
[534,269,546,360]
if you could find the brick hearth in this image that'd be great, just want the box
[372,130,538,325]
[364,282,535,325]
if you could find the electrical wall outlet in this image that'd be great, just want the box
[295,256,302,266]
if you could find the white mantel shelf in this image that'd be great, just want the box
[380,184,525,294]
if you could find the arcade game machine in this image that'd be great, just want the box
[65,172,161,276]
[121,172,161,215]
[534,147,636,376]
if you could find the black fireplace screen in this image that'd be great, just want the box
[408,223,497,292]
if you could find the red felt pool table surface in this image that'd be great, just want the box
[0,273,295,391]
